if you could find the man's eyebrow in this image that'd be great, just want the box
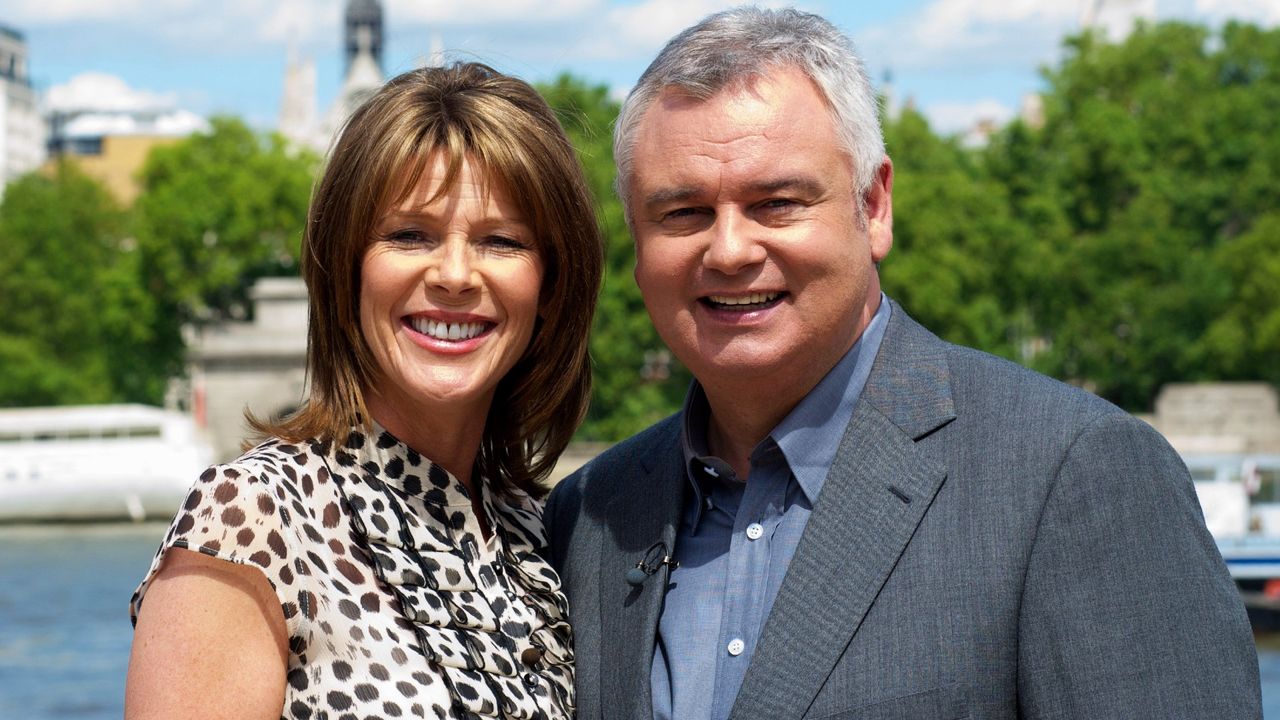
[745,176,824,196]
[642,186,701,209]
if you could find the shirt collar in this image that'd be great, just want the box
[680,294,892,515]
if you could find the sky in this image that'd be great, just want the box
[7,0,1280,136]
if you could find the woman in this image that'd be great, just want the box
[126,62,603,719]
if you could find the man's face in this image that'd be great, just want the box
[628,67,893,397]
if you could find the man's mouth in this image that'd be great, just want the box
[407,317,493,341]
[701,292,785,311]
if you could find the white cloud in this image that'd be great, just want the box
[44,72,176,113]
[861,0,1081,72]
[1083,0,1158,41]
[44,73,209,138]
[600,0,742,50]
[6,0,151,25]
[256,0,343,44]
[922,97,1015,135]
[861,0,1275,77]
[562,0,797,60]
[1194,0,1280,25]
[389,0,599,24]
[7,0,341,52]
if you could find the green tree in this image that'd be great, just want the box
[1012,20,1280,408]
[880,107,1038,362]
[131,117,318,392]
[538,75,689,440]
[0,162,152,404]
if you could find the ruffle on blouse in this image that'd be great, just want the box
[333,427,574,720]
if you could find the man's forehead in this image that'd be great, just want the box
[633,72,833,156]
[650,66,825,111]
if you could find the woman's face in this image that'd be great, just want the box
[359,154,543,432]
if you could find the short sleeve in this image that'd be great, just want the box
[130,446,317,641]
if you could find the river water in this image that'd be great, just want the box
[1,523,1278,718]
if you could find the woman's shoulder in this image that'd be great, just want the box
[132,435,345,626]
[153,435,343,568]
[194,436,336,503]
[223,436,331,480]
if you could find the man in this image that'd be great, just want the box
[544,7,1260,719]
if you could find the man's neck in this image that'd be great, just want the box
[702,384,803,481]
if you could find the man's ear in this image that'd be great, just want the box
[865,157,894,263]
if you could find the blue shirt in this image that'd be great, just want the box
[650,297,891,720]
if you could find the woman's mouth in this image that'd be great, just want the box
[406,317,494,341]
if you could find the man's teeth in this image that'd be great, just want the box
[707,292,781,306]
[411,318,487,341]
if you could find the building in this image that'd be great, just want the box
[278,48,323,152]
[1147,383,1280,457]
[345,0,384,77]
[280,0,394,154]
[43,73,207,204]
[182,277,309,462]
[0,25,45,191]
[323,19,385,141]
[279,0,386,152]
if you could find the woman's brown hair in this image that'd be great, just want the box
[252,62,603,498]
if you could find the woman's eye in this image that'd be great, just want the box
[483,235,527,250]
[385,229,428,244]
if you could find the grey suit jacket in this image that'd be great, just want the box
[544,303,1260,719]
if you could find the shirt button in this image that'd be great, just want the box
[746,523,764,540]
[727,638,745,656]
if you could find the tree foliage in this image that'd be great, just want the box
[126,117,317,400]
[0,120,316,407]
[0,161,147,405]
[133,116,317,322]
[880,107,1039,362]
[1003,20,1280,407]
[537,74,690,440]
[3,23,1278,428]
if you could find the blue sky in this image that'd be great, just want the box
[8,0,1279,135]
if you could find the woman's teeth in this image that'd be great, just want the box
[410,318,487,341]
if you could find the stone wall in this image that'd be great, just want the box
[187,278,308,462]
[1148,383,1280,455]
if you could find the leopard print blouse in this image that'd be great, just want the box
[131,425,574,719]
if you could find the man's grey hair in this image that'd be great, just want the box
[612,6,884,217]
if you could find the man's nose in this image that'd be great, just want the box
[702,210,766,274]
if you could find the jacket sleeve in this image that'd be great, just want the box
[1016,411,1261,718]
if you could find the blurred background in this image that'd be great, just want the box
[2,0,1280,716]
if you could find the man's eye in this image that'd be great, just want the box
[759,198,796,210]
[662,207,704,221]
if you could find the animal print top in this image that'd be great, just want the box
[131,425,574,719]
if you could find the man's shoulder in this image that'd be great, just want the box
[885,302,1123,427]
[945,342,1120,418]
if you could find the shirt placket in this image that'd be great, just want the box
[710,452,788,718]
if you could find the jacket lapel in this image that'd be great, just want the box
[598,421,685,720]
[730,303,956,719]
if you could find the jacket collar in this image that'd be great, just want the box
[729,299,956,718]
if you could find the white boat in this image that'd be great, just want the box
[0,404,212,522]
[1188,454,1280,579]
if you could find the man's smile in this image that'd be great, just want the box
[700,292,786,311]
